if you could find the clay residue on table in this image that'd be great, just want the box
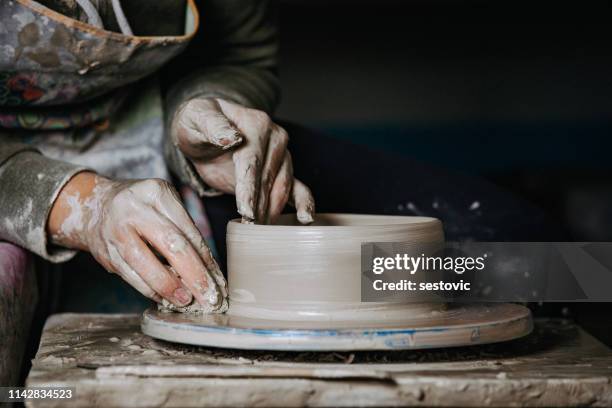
[158,297,229,315]
[27,314,612,407]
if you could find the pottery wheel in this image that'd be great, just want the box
[141,303,532,351]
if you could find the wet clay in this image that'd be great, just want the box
[226,213,445,323]
[143,215,535,350]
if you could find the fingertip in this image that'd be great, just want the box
[207,289,219,307]
[241,215,255,224]
[237,200,256,222]
[207,113,243,148]
[214,130,243,149]
[173,287,193,306]
[297,210,314,225]
[191,279,227,312]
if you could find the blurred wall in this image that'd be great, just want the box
[276,0,612,241]
[277,0,612,125]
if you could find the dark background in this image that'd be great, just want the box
[275,0,612,343]
[277,0,612,239]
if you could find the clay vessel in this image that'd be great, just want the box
[226,213,446,323]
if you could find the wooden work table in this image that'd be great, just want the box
[26,314,612,407]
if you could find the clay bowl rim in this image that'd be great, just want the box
[227,213,443,238]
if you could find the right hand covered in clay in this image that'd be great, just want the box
[48,172,228,312]
[171,97,315,224]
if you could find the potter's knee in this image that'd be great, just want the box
[0,243,38,386]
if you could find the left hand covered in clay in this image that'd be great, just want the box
[48,173,228,312]
[171,98,315,224]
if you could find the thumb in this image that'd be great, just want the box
[174,98,243,158]
[199,99,243,148]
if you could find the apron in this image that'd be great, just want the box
[0,0,218,256]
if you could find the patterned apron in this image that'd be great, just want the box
[0,0,217,255]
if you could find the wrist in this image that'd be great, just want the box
[47,172,109,251]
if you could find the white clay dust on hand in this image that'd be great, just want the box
[51,175,228,313]
[171,97,316,225]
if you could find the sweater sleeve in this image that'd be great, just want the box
[0,141,89,262]
[162,0,280,195]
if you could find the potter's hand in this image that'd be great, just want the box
[48,172,228,311]
[171,97,315,224]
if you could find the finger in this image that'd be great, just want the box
[290,179,316,224]
[105,241,162,303]
[119,228,193,307]
[193,153,236,195]
[198,100,242,148]
[256,125,290,223]
[232,130,269,222]
[216,99,273,222]
[153,189,228,300]
[183,233,228,302]
[135,207,223,310]
[175,99,243,159]
[266,153,293,224]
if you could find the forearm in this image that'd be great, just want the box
[164,0,280,115]
[0,143,89,262]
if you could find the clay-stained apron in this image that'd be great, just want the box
[0,0,199,128]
